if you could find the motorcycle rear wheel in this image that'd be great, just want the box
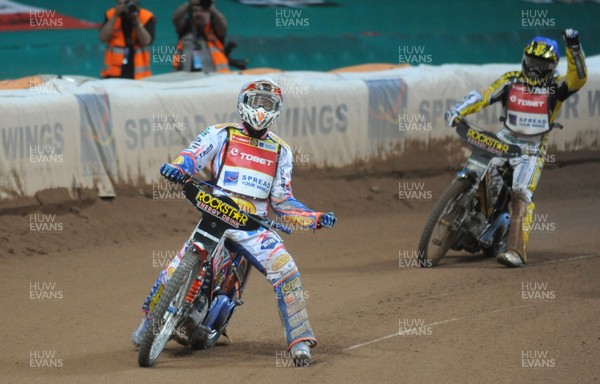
[138,250,201,367]
[418,178,473,267]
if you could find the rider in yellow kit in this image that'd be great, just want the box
[445,29,587,267]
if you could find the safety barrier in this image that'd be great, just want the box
[1,57,599,200]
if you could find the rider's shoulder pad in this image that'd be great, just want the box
[502,71,522,81]
[213,122,241,130]
[267,131,291,152]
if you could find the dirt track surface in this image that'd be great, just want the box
[1,162,599,384]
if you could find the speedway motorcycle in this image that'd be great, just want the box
[417,119,523,267]
[138,174,290,367]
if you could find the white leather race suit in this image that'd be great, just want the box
[141,122,325,350]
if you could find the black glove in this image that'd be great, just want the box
[562,29,580,47]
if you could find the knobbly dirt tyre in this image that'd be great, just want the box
[418,178,472,267]
[138,250,200,367]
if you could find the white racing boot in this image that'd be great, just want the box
[290,341,311,367]
[272,265,316,367]
[131,317,150,347]
[496,249,525,268]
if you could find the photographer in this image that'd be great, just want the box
[171,0,230,73]
[99,0,156,79]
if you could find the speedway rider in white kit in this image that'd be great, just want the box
[132,78,336,365]
[445,29,587,267]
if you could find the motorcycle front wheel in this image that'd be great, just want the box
[418,178,473,267]
[138,250,201,367]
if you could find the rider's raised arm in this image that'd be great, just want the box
[556,42,587,101]
[173,124,229,176]
[269,143,322,230]
[452,72,515,117]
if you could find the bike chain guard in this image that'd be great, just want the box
[478,212,510,247]
[202,294,237,332]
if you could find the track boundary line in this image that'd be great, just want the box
[344,253,600,351]
[344,304,531,351]
[532,253,600,266]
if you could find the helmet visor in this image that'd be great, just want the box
[524,55,556,77]
[246,94,277,112]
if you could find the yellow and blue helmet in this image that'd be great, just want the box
[522,36,559,84]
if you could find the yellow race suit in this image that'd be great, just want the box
[450,44,587,264]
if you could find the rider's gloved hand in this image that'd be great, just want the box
[444,110,460,127]
[317,212,336,228]
[160,155,195,183]
[160,163,186,183]
[562,28,580,47]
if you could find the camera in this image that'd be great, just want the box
[199,0,213,9]
[126,0,139,14]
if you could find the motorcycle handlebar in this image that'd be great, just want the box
[454,118,522,158]
[179,173,293,235]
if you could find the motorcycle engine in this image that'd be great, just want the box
[458,211,490,253]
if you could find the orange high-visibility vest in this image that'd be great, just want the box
[101,8,153,79]
[172,21,230,73]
